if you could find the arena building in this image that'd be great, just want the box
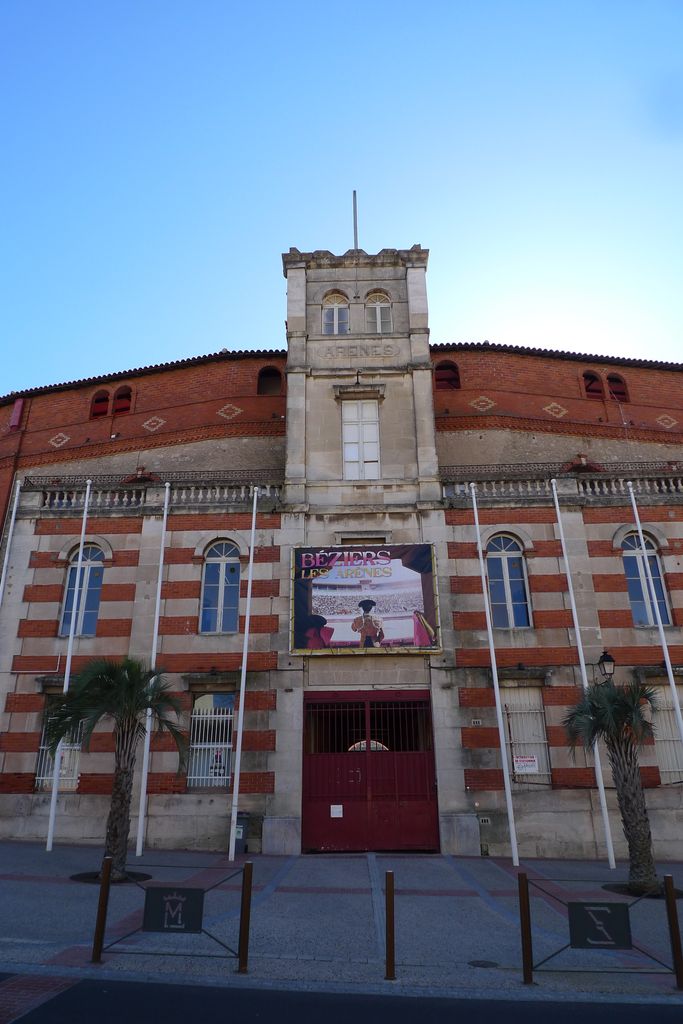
[1,242,682,859]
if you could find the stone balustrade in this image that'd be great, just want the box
[20,473,282,514]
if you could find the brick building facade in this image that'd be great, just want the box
[1,243,682,859]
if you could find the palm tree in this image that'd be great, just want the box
[563,678,660,894]
[47,658,186,881]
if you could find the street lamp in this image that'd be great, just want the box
[597,650,615,680]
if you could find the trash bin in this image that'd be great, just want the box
[234,812,249,854]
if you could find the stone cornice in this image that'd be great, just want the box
[282,245,429,276]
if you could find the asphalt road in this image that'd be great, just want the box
[15,980,683,1024]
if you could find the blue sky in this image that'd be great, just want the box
[2,1,682,394]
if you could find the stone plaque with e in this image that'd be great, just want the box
[568,902,632,949]
[143,888,205,934]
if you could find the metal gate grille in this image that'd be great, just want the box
[305,702,365,753]
[654,685,683,784]
[503,688,551,787]
[302,692,438,852]
[35,720,83,791]
[187,704,234,788]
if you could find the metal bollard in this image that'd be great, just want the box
[385,870,395,981]
[664,874,683,990]
[91,856,113,963]
[518,871,533,984]
[237,861,253,974]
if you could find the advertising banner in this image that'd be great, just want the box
[291,544,441,655]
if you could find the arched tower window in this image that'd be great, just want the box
[486,535,532,628]
[607,374,628,402]
[257,367,283,395]
[200,541,241,633]
[583,372,604,400]
[90,391,110,418]
[322,293,349,336]
[622,533,670,626]
[434,362,461,390]
[112,386,132,415]
[59,545,105,636]
[365,292,392,334]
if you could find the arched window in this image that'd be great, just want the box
[486,535,532,628]
[607,374,628,402]
[200,541,241,634]
[112,386,132,415]
[583,372,604,400]
[435,361,461,390]
[59,545,105,636]
[622,534,670,627]
[90,390,110,418]
[257,367,282,395]
[365,292,392,334]
[322,292,349,336]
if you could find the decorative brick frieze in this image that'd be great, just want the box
[158,616,200,635]
[461,727,500,749]
[457,647,578,667]
[163,548,195,564]
[161,581,201,600]
[528,574,567,593]
[585,507,683,524]
[78,774,115,794]
[158,653,278,673]
[0,774,35,793]
[5,693,46,713]
[592,574,629,593]
[450,576,482,594]
[545,725,570,746]
[18,620,58,638]
[166,513,281,531]
[458,688,496,708]
[231,771,275,794]
[551,768,596,788]
[542,687,583,706]
[111,550,140,567]
[446,508,558,526]
[253,546,280,563]
[453,612,486,630]
[463,768,504,790]
[22,585,63,603]
[531,610,573,629]
[448,542,477,559]
[597,610,634,629]
[99,584,136,602]
[28,552,61,569]
[243,730,276,751]
[35,517,143,535]
[0,732,40,752]
[147,774,188,794]
[95,619,133,637]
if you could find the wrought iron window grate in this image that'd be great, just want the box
[187,706,234,788]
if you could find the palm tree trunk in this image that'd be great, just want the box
[104,720,139,881]
[606,738,660,894]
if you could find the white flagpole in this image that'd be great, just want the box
[0,478,22,608]
[47,478,92,851]
[551,480,616,868]
[627,482,683,749]
[228,484,259,861]
[469,483,519,866]
[135,482,171,857]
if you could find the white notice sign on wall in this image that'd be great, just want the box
[330,804,343,818]
[513,755,539,774]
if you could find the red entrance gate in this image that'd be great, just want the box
[302,691,439,852]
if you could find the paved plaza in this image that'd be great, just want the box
[0,840,682,1018]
